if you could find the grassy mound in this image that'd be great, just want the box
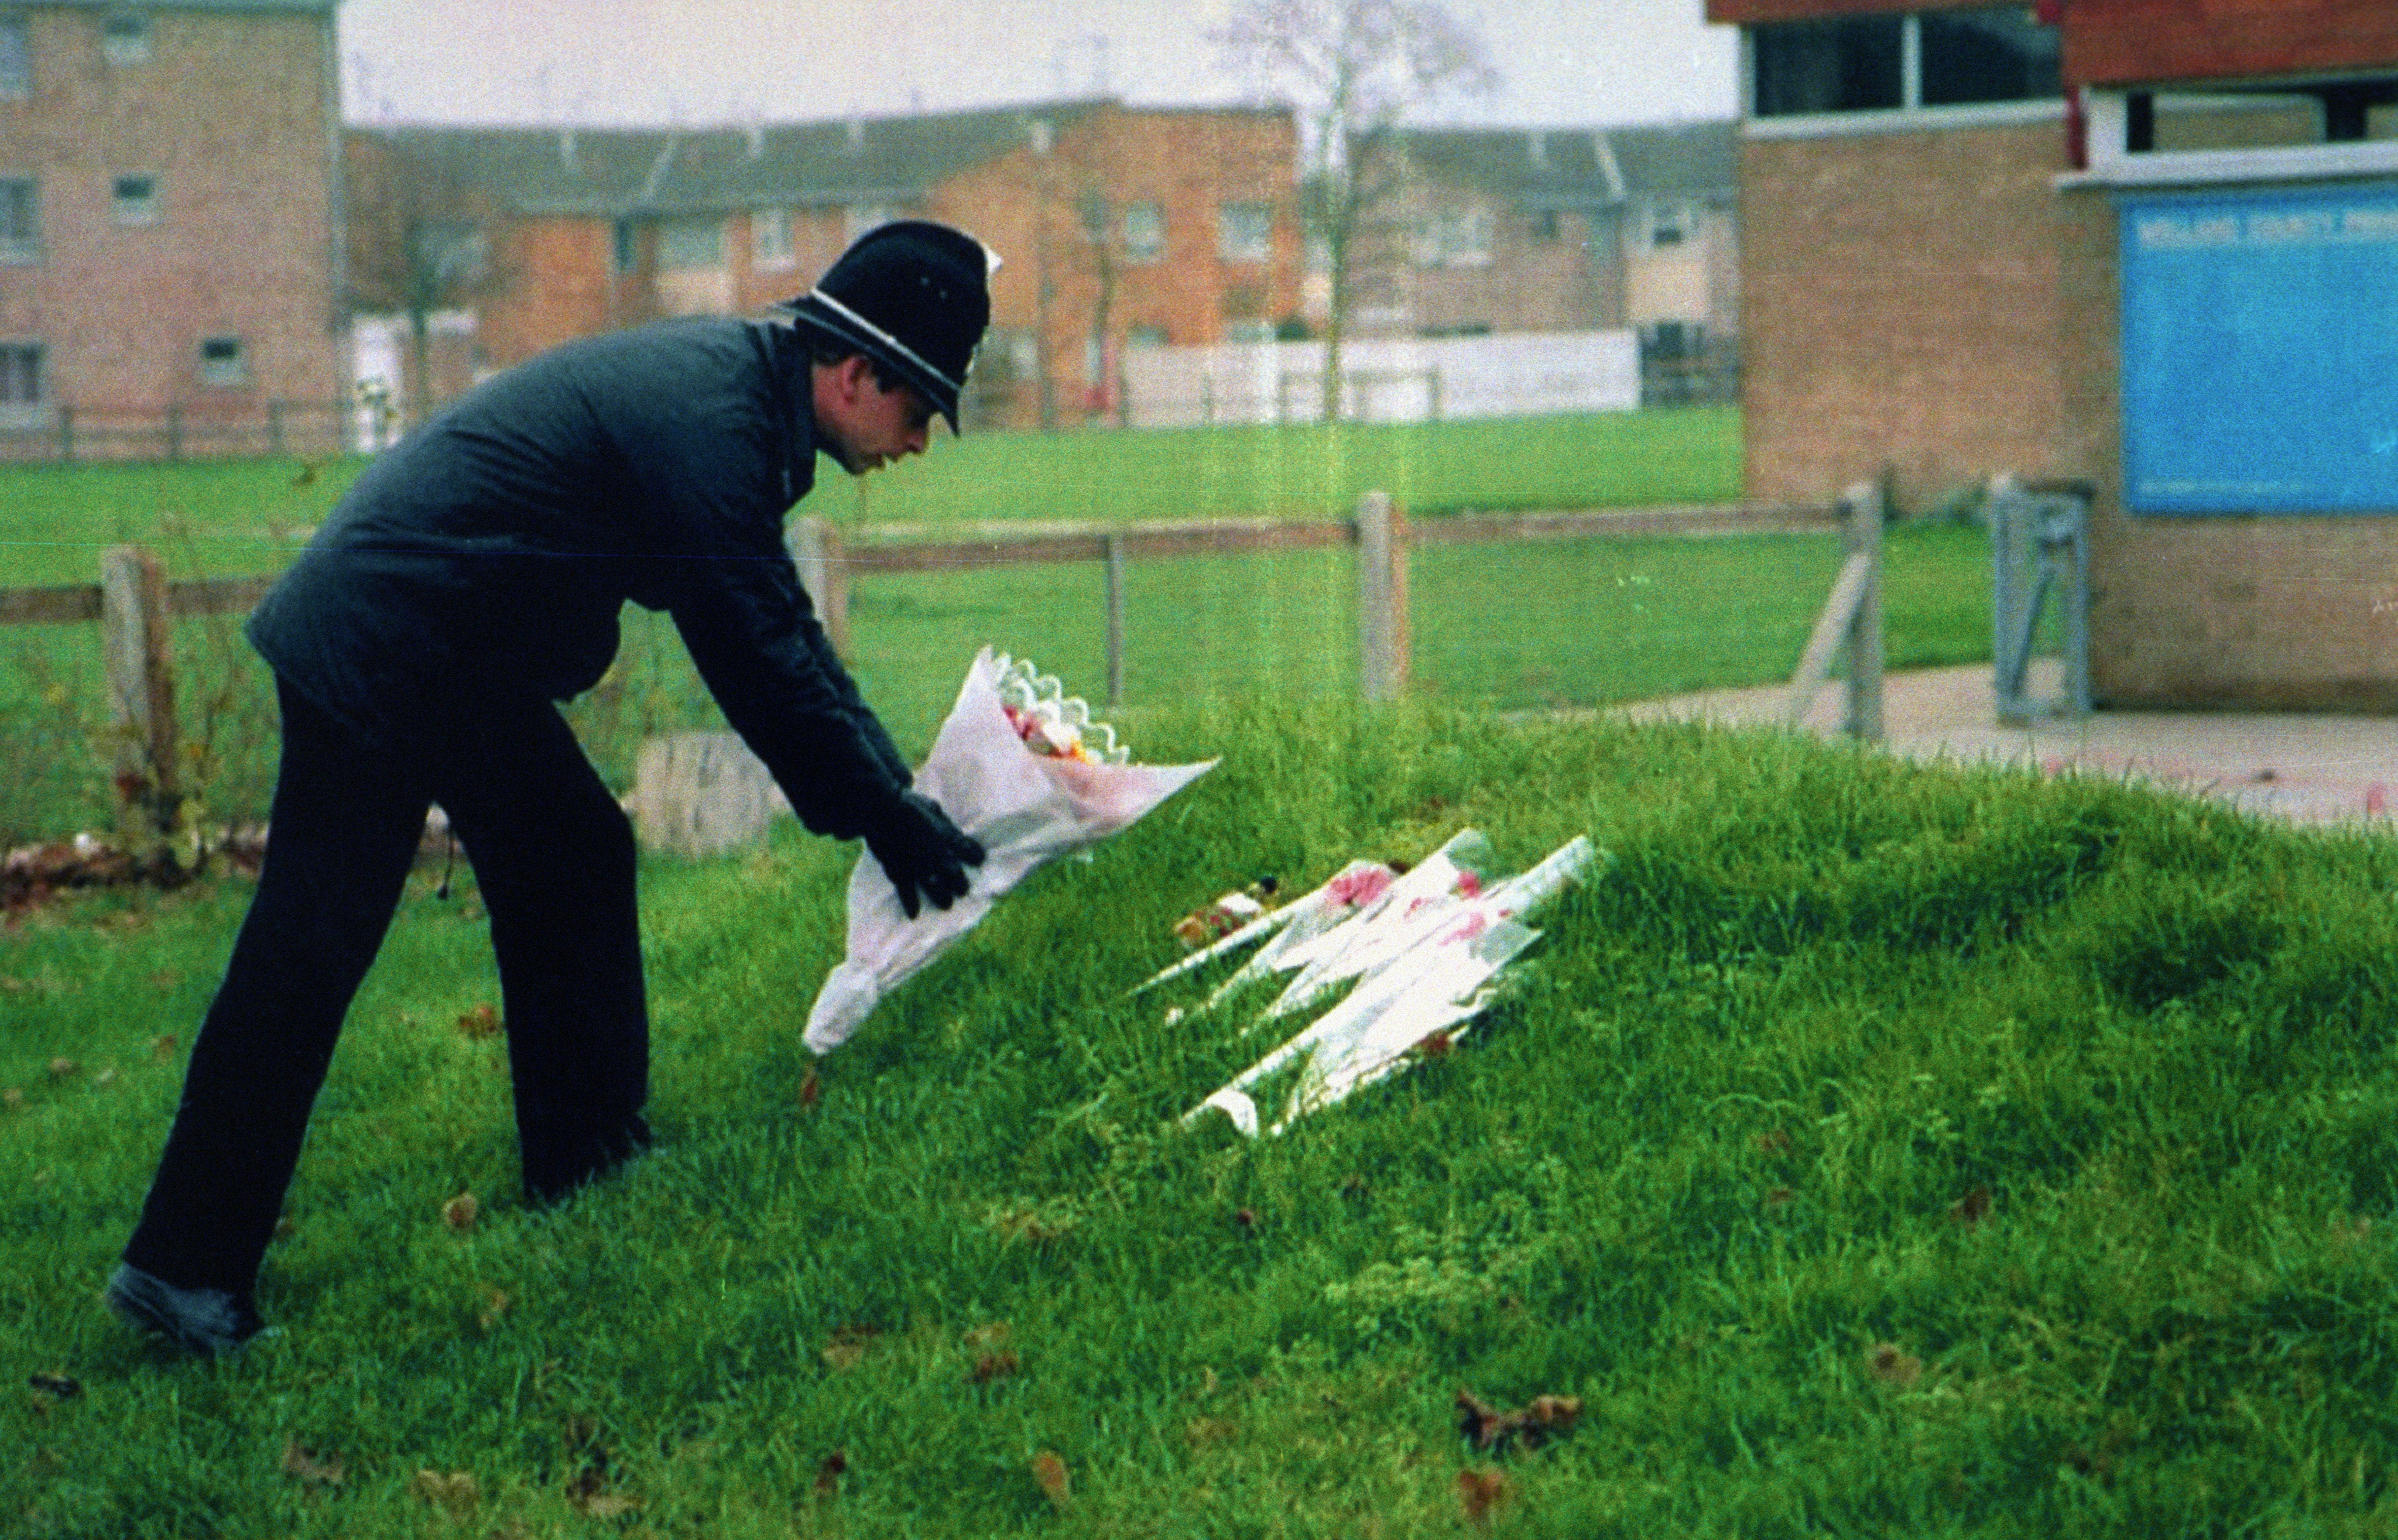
[5,700,2396,1536]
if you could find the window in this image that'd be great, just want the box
[1531,208,1561,242]
[1646,201,1693,251]
[0,177,37,262]
[1123,201,1164,262]
[1125,324,1169,350]
[1753,8,2059,119]
[111,173,157,225]
[751,207,794,271]
[102,11,150,66]
[1753,16,1902,116]
[1416,206,1492,268]
[0,15,28,98]
[412,221,488,289]
[612,219,639,274]
[845,203,900,246]
[1920,8,2058,106]
[656,217,723,270]
[0,342,44,423]
[1217,201,1271,264]
[198,336,246,387]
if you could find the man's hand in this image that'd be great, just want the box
[865,791,985,919]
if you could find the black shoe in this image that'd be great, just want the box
[523,1117,655,1208]
[105,1264,267,1356]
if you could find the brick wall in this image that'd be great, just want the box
[349,105,1300,434]
[1738,119,2071,509]
[2063,0,2398,88]
[0,4,342,435]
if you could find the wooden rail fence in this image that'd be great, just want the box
[3,495,1872,837]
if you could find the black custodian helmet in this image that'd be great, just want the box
[779,219,996,431]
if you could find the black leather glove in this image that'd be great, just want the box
[864,790,986,920]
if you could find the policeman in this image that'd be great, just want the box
[108,221,995,1355]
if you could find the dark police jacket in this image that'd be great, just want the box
[247,318,911,841]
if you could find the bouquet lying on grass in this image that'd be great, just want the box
[1145,829,1602,1136]
[804,648,1215,1054]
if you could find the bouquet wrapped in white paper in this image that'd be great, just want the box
[804,647,1215,1054]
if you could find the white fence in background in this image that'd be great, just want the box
[1120,330,1642,428]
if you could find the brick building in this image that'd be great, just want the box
[0,0,346,454]
[345,101,1303,433]
[1710,0,2398,709]
[1356,120,1740,390]
[1362,124,1736,340]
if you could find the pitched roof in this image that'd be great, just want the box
[354,100,1114,218]
[37,0,335,10]
[1392,119,1738,209]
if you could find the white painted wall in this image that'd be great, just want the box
[1119,330,1641,427]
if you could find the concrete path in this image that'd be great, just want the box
[1609,664,2398,829]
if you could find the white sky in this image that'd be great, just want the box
[337,0,1742,129]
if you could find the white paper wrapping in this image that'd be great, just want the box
[803,647,1215,1054]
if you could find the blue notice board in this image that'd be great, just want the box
[2120,183,2398,515]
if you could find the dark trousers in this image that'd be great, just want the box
[122,676,651,1300]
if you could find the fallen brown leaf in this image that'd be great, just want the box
[28,1371,81,1400]
[1456,1388,1583,1453]
[149,1034,178,1062]
[1,1088,21,1110]
[477,1287,512,1329]
[813,1449,847,1501]
[410,1469,479,1515]
[1031,1449,1071,1511]
[441,1192,479,1233]
[457,1004,502,1040]
[1458,1467,1510,1527]
[46,1058,77,1081]
[971,1349,1020,1383]
[280,1438,345,1490]
[798,1067,821,1109]
[1866,1342,1923,1388]
[821,1323,881,1372]
[1949,1185,1993,1226]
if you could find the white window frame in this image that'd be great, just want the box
[2063,85,2398,189]
[198,335,248,388]
[0,175,37,263]
[1643,200,1694,252]
[655,216,724,271]
[102,11,150,66]
[0,13,29,100]
[1742,13,2067,139]
[1217,201,1272,265]
[751,206,796,272]
[1122,200,1164,263]
[1415,205,1493,269]
[844,202,902,247]
[111,172,159,226]
[0,339,47,427]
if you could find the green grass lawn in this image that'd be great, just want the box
[0,409,2004,845]
[0,410,1743,586]
[7,699,2398,1536]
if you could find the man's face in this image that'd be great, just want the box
[814,353,936,476]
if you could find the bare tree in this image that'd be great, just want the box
[1215,0,1495,424]
[345,133,513,428]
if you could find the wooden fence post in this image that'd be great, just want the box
[1841,479,1885,742]
[1104,531,1127,709]
[788,517,851,657]
[1784,479,1885,740]
[100,544,180,832]
[1356,491,1411,702]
